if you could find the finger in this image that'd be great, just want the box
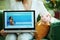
[0,29,7,34]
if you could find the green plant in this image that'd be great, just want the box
[44,0,60,10]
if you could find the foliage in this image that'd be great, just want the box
[44,0,60,10]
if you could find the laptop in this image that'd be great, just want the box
[3,10,35,33]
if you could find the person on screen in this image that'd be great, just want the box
[9,16,14,25]
[0,0,51,40]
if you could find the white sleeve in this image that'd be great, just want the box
[10,0,17,10]
[38,1,50,16]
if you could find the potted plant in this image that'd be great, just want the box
[44,0,60,19]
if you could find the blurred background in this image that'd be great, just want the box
[0,0,60,40]
[0,0,60,19]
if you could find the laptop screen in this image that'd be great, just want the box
[4,10,35,31]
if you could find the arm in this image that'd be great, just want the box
[38,1,51,23]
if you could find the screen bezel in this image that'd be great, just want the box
[3,10,35,30]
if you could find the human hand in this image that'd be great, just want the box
[0,29,7,36]
[41,14,51,23]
